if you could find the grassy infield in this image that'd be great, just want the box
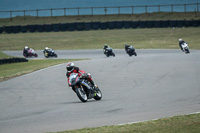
[0,13,200,132]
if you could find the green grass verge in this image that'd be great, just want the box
[0,27,200,50]
[0,12,200,26]
[0,51,13,58]
[0,59,82,82]
[48,113,200,133]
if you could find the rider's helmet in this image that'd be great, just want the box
[179,38,183,42]
[25,46,28,50]
[66,62,75,73]
[104,44,108,48]
[125,44,129,47]
[45,47,49,50]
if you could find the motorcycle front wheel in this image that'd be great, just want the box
[75,87,88,102]
[94,88,102,100]
[34,54,38,57]
[186,49,190,54]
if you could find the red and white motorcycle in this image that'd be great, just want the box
[23,48,38,58]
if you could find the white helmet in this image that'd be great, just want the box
[66,62,75,72]
[25,46,28,49]
[179,38,182,42]
[45,47,49,50]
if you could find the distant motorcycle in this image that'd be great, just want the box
[43,49,57,58]
[181,43,190,54]
[68,73,102,102]
[125,45,137,56]
[104,47,115,57]
[23,48,38,58]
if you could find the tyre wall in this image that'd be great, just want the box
[0,20,199,34]
[0,58,28,65]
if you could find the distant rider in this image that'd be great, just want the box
[103,44,110,54]
[179,38,186,51]
[23,46,30,57]
[43,47,51,54]
[66,62,97,92]
[125,44,131,51]
[125,44,135,52]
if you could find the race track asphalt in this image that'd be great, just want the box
[0,49,200,133]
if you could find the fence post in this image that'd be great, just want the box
[104,7,107,16]
[78,7,79,16]
[184,4,186,13]
[64,8,66,16]
[171,4,173,13]
[24,10,26,20]
[91,7,93,16]
[51,8,52,17]
[118,7,120,15]
[145,6,147,13]
[10,11,12,20]
[158,5,160,12]
[37,9,38,19]
[132,6,134,15]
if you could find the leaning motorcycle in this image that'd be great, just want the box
[23,48,38,58]
[125,46,137,56]
[104,47,115,57]
[69,73,102,102]
[43,49,57,58]
[181,43,190,54]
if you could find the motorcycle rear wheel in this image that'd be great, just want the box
[75,87,88,102]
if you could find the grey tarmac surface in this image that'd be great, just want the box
[0,49,200,133]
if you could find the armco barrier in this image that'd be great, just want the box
[0,20,200,34]
[0,57,28,65]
